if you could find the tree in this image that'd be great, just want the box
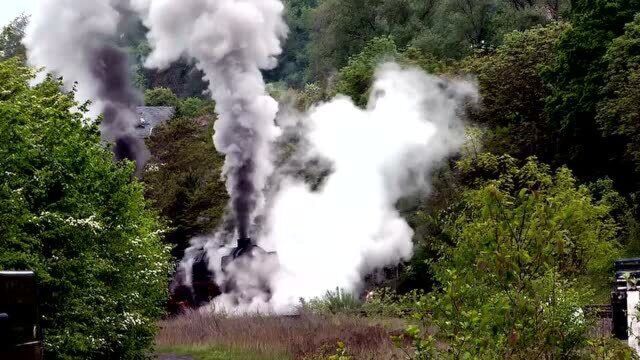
[265,0,318,87]
[0,14,28,60]
[376,0,441,48]
[143,116,228,258]
[144,87,179,107]
[404,154,623,358]
[0,59,171,359]
[176,97,216,118]
[408,0,551,59]
[597,15,640,177]
[308,0,384,80]
[542,0,640,187]
[333,36,399,107]
[462,22,570,161]
[332,36,449,108]
[299,0,559,84]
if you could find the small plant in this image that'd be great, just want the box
[362,287,424,318]
[328,341,352,360]
[586,337,639,359]
[305,288,362,316]
[393,325,438,360]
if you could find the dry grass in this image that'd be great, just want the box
[156,311,407,359]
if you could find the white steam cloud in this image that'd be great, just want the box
[263,65,475,311]
[204,64,477,314]
[24,0,150,172]
[24,0,120,110]
[25,0,477,315]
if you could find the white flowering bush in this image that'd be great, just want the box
[0,59,172,359]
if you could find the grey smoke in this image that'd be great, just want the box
[176,64,477,314]
[258,65,476,313]
[24,0,477,315]
[91,45,149,168]
[24,0,149,173]
[132,0,478,314]
[132,0,288,238]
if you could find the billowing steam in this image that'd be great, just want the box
[132,0,288,238]
[262,65,475,312]
[24,0,149,172]
[129,0,475,313]
[198,64,477,314]
[25,0,477,315]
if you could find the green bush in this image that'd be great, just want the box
[176,97,216,118]
[399,155,623,358]
[144,87,179,107]
[303,288,362,316]
[461,22,570,161]
[333,36,398,107]
[598,14,640,176]
[0,59,172,359]
[361,288,423,319]
[143,116,227,257]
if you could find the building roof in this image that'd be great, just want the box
[135,106,176,139]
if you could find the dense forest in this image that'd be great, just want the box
[3,0,640,358]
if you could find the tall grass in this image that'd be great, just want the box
[157,344,288,360]
[156,311,404,359]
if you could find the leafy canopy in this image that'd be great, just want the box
[0,59,172,360]
[406,154,622,358]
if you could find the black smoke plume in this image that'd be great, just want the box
[91,46,149,173]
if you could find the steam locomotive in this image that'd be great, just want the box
[168,237,273,313]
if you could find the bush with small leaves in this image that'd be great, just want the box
[0,59,172,360]
[144,87,179,107]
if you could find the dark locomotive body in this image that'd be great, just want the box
[168,238,275,313]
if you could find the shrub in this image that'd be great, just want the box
[361,288,423,319]
[143,116,227,257]
[0,59,172,359]
[460,22,570,161]
[399,155,624,358]
[144,87,179,107]
[333,36,398,107]
[176,97,216,118]
[303,288,362,316]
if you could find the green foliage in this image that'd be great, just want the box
[598,14,640,176]
[542,0,640,183]
[303,288,362,316]
[266,0,317,87]
[0,15,28,61]
[586,337,639,359]
[144,87,215,118]
[177,97,216,118]
[401,46,447,74]
[400,279,593,358]
[297,82,327,110]
[361,288,424,318]
[0,59,172,359]
[457,155,619,284]
[143,116,227,257]
[156,345,290,360]
[305,0,559,82]
[144,87,179,107]
[399,155,622,358]
[308,0,384,80]
[334,36,399,106]
[463,22,570,161]
[328,341,352,360]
